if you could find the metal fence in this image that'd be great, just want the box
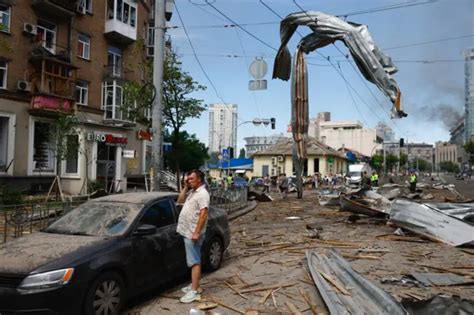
[0,188,250,243]
[0,200,84,243]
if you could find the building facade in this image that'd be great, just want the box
[375,121,395,142]
[434,141,468,170]
[243,133,286,157]
[465,47,474,142]
[252,137,347,177]
[400,143,434,165]
[450,118,465,146]
[208,103,237,153]
[0,0,158,194]
[319,120,382,157]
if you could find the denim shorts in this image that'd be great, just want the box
[184,236,205,267]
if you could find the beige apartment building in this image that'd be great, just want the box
[0,0,159,194]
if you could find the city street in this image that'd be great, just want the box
[125,181,474,314]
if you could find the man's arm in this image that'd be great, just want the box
[177,185,188,204]
[191,207,208,241]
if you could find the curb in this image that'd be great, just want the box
[228,200,258,221]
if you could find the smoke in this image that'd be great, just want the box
[418,103,463,130]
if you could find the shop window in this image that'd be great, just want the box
[33,121,54,172]
[0,116,8,171]
[36,20,57,54]
[75,80,89,105]
[77,33,91,60]
[0,60,7,89]
[0,5,10,33]
[65,135,79,174]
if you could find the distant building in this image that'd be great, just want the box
[375,122,395,142]
[400,143,434,166]
[244,134,287,157]
[434,141,467,170]
[308,111,330,140]
[252,137,347,177]
[464,47,474,142]
[450,118,465,146]
[319,120,382,157]
[208,104,238,153]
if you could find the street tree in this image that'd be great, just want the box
[439,161,460,173]
[239,148,246,158]
[464,141,474,164]
[163,131,208,175]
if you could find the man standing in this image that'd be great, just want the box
[177,169,210,303]
[409,171,417,193]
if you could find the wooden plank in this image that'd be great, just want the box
[240,283,296,294]
[299,288,318,315]
[285,301,302,315]
[208,296,246,314]
[225,281,248,300]
[318,271,351,296]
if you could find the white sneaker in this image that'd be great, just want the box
[181,284,202,293]
[180,290,201,303]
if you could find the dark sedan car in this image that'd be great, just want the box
[0,192,230,315]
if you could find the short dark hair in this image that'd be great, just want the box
[188,169,205,182]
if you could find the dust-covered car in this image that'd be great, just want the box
[0,192,230,315]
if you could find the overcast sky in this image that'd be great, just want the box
[167,0,474,151]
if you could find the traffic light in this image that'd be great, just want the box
[228,147,234,159]
[399,138,404,147]
[270,118,276,129]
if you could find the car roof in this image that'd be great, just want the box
[89,192,179,204]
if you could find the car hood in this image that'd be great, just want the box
[0,232,107,274]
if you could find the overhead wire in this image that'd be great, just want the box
[175,1,227,104]
[336,0,438,18]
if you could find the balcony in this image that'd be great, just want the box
[31,0,77,21]
[104,19,137,45]
[104,0,137,45]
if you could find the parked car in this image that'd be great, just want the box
[232,176,249,188]
[0,192,230,315]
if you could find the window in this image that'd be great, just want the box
[108,0,137,28]
[33,121,54,171]
[107,46,122,77]
[102,80,125,120]
[77,33,90,60]
[0,5,10,32]
[36,20,57,54]
[146,24,154,57]
[0,60,7,89]
[65,135,79,174]
[75,80,88,105]
[0,116,8,171]
[139,199,175,229]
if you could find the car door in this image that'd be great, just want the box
[131,198,183,289]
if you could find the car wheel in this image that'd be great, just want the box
[84,271,126,315]
[203,237,224,272]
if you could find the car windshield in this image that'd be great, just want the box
[348,172,361,177]
[45,202,142,237]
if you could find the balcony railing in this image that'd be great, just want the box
[103,64,123,79]
[31,0,78,20]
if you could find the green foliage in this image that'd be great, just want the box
[464,141,474,164]
[439,161,460,173]
[399,154,408,168]
[1,185,23,205]
[385,154,399,171]
[239,148,246,159]
[87,180,103,193]
[163,131,209,173]
[370,154,383,170]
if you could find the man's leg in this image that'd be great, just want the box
[191,264,201,291]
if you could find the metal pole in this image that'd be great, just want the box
[382,141,386,175]
[397,142,400,175]
[151,0,166,191]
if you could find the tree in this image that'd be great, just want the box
[370,154,383,171]
[239,148,246,159]
[439,161,459,173]
[464,141,474,164]
[163,131,208,174]
[385,154,398,172]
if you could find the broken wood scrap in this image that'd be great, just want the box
[418,264,474,278]
[238,281,262,290]
[271,288,280,308]
[224,281,248,300]
[299,278,315,286]
[299,288,318,315]
[208,296,246,314]
[239,283,296,294]
[260,289,273,304]
[357,248,391,253]
[451,265,474,270]
[461,249,474,255]
[245,240,272,247]
[342,253,381,260]
[376,234,428,243]
[318,270,351,296]
[285,301,302,315]
[274,289,305,303]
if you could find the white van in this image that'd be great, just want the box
[347,163,372,186]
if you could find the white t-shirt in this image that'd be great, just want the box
[176,185,210,239]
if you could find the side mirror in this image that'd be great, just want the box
[133,224,156,237]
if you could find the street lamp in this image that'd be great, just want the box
[151,0,174,191]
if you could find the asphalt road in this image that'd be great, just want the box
[440,174,474,199]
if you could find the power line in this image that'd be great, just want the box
[337,0,438,18]
[175,2,227,103]
[383,34,474,50]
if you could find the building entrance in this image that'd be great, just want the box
[96,142,116,192]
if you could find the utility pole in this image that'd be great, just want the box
[151,0,166,191]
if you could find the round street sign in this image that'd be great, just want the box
[249,58,268,80]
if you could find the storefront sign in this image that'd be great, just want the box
[137,129,152,141]
[85,132,128,146]
[123,150,136,158]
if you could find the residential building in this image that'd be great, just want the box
[375,122,395,142]
[0,0,157,194]
[308,111,330,140]
[244,133,286,157]
[252,137,347,177]
[319,120,382,157]
[465,47,474,142]
[434,141,468,170]
[208,103,237,153]
[400,143,434,166]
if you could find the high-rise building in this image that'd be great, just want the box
[208,103,238,153]
[464,47,474,142]
[375,122,395,142]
